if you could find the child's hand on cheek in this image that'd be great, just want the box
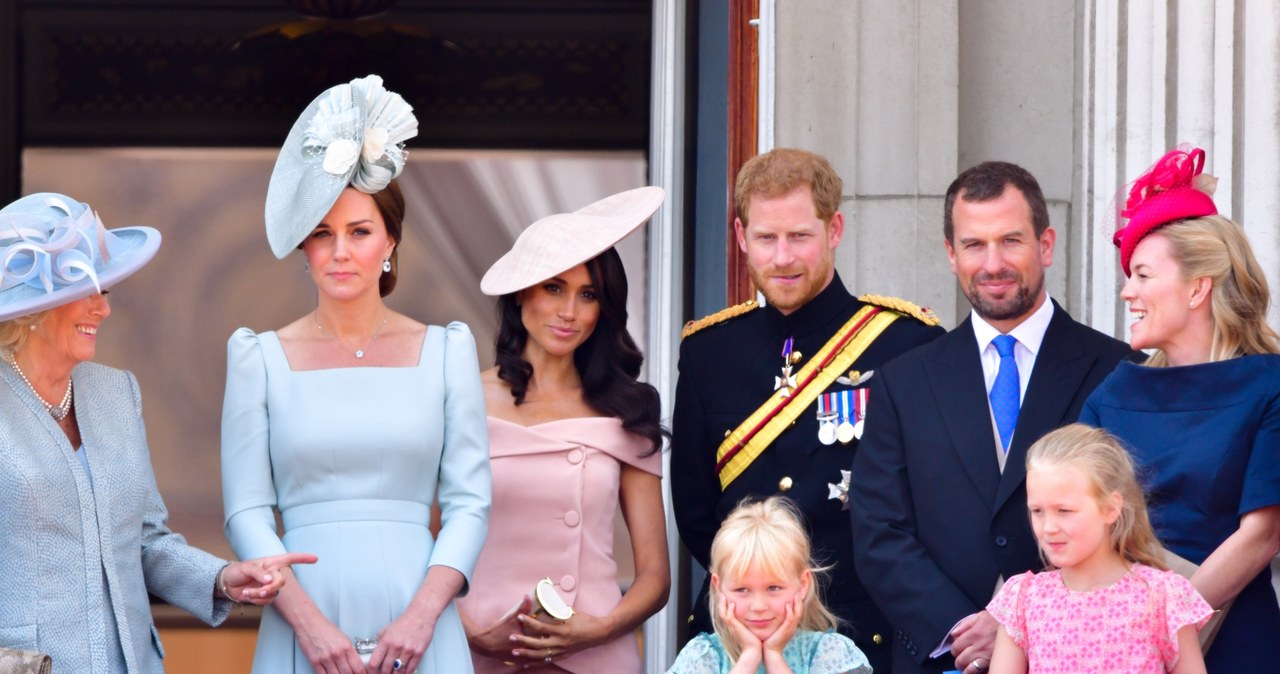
[763,593,803,656]
[721,595,765,674]
[720,595,762,651]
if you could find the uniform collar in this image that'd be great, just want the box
[763,271,856,340]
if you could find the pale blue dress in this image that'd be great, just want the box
[221,323,491,674]
[668,630,872,674]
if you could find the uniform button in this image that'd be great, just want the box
[995,535,1008,547]
[778,476,793,492]
[564,511,580,527]
[560,575,576,591]
[567,448,584,464]
[724,429,731,438]
[687,614,695,624]
[872,633,883,645]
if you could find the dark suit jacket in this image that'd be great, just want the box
[672,274,944,673]
[850,301,1134,674]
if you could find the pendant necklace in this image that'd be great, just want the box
[10,359,73,420]
[313,309,389,359]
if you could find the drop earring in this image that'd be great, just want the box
[303,261,310,273]
[383,258,391,273]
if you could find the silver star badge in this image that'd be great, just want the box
[827,469,851,510]
[774,365,797,397]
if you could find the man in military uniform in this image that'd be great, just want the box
[671,147,944,673]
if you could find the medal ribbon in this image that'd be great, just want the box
[715,306,901,489]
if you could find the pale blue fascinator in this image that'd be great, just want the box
[264,74,419,259]
[0,193,161,322]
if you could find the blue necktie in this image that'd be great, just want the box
[989,334,1020,452]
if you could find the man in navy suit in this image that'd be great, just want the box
[851,162,1135,674]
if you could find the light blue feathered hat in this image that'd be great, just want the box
[0,193,161,322]
[264,74,419,259]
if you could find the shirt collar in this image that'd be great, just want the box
[762,271,856,340]
[970,292,1055,355]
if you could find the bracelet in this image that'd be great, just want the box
[217,564,241,605]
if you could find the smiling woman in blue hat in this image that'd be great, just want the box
[221,75,491,674]
[0,194,316,674]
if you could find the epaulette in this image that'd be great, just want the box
[681,299,759,339]
[858,294,941,326]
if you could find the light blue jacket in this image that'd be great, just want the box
[0,361,230,673]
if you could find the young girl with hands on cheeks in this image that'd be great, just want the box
[668,497,871,674]
[986,424,1213,674]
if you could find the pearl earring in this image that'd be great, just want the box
[383,258,391,273]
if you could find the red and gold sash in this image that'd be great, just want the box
[715,305,900,490]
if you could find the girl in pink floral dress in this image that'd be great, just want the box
[986,424,1213,674]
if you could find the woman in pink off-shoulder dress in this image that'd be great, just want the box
[456,187,671,674]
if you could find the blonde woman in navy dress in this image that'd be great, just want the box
[222,76,491,674]
[1080,146,1280,672]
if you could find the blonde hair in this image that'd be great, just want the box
[708,496,840,661]
[1026,424,1166,570]
[0,311,49,362]
[1143,215,1280,367]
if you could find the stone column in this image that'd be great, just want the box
[1078,0,1280,335]
[775,0,962,323]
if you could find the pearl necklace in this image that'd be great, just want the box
[10,359,73,421]
[313,309,389,359]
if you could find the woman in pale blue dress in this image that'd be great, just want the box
[222,75,490,674]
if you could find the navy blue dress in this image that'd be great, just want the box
[1080,356,1280,672]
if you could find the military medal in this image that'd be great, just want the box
[827,469,851,510]
[851,387,869,440]
[836,391,856,444]
[774,336,798,397]
[815,393,838,445]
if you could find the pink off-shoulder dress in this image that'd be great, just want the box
[457,416,661,674]
[987,564,1213,674]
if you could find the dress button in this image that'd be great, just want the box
[560,575,576,591]
[778,476,793,492]
[872,633,883,645]
[564,511,581,527]
[995,535,1008,547]
[567,448,584,464]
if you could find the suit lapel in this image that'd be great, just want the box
[994,305,1092,511]
[926,321,1002,499]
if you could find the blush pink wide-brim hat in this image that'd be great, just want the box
[480,186,665,296]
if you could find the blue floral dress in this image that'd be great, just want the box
[667,630,871,674]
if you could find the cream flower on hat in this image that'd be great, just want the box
[265,74,419,259]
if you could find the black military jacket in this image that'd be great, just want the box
[671,272,944,672]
